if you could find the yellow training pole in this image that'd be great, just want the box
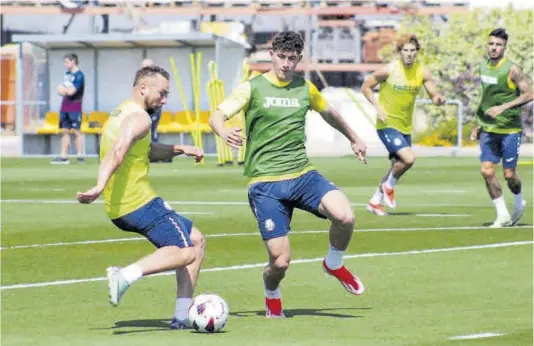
[169,56,198,150]
[207,61,225,166]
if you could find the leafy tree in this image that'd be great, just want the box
[380,6,533,143]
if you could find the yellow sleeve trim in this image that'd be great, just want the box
[218,81,251,119]
[306,80,328,113]
[507,74,517,90]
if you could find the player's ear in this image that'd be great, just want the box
[269,49,274,58]
[139,83,147,96]
[297,54,303,63]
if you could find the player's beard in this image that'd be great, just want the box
[145,99,160,115]
[489,51,503,62]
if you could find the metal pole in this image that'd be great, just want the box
[304,7,312,81]
[15,43,24,156]
[457,100,464,149]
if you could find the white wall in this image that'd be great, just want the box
[96,48,144,111]
[47,43,244,113]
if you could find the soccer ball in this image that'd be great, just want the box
[188,294,229,333]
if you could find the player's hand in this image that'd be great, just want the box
[433,94,447,106]
[485,105,505,118]
[56,84,65,95]
[223,127,245,149]
[351,138,367,164]
[181,145,204,163]
[470,127,481,141]
[77,186,103,204]
[376,106,388,123]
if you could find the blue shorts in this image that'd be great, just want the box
[480,131,522,169]
[59,112,82,130]
[111,197,193,248]
[247,170,338,240]
[377,128,412,160]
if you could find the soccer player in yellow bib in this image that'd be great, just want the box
[362,34,447,215]
[77,66,206,330]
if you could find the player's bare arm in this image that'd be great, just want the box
[209,109,245,149]
[320,105,367,163]
[486,65,533,118]
[76,111,151,204]
[149,143,204,162]
[422,67,447,106]
[361,66,390,123]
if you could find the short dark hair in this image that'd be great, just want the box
[64,53,78,64]
[489,28,508,42]
[271,31,304,54]
[133,65,170,86]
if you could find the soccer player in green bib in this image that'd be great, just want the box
[361,34,447,215]
[77,66,206,329]
[470,28,532,227]
[210,31,368,318]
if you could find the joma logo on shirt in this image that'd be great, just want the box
[263,97,300,108]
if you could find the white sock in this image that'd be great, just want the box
[325,245,344,270]
[370,188,383,205]
[513,190,524,209]
[265,287,281,299]
[492,196,509,217]
[384,172,397,189]
[120,264,143,285]
[174,298,193,320]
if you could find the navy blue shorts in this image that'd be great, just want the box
[59,112,82,130]
[377,128,412,160]
[247,170,338,240]
[480,131,522,169]
[111,197,193,248]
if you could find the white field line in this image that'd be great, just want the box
[1,225,531,251]
[415,214,470,217]
[448,332,506,340]
[0,199,504,208]
[1,240,531,291]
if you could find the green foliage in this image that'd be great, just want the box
[380,6,533,127]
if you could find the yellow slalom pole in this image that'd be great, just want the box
[207,61,225,166]
[189,53,200,148]
[169,56,195,131]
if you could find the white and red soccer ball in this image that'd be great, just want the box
[188,294,229,333]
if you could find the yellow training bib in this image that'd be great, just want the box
[100,100,157,219]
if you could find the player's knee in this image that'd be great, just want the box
[272,256,290,272]
[480,166,495,179]
[503,169,516,180]
[182,247,196,266]
[168,245,195,267]
[403,155,416,167]
[333,209,355,228]
[190,227,206,249]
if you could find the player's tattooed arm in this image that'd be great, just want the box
[507,65,533,109]
[149,143,204,162]
[486,65,533,118]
